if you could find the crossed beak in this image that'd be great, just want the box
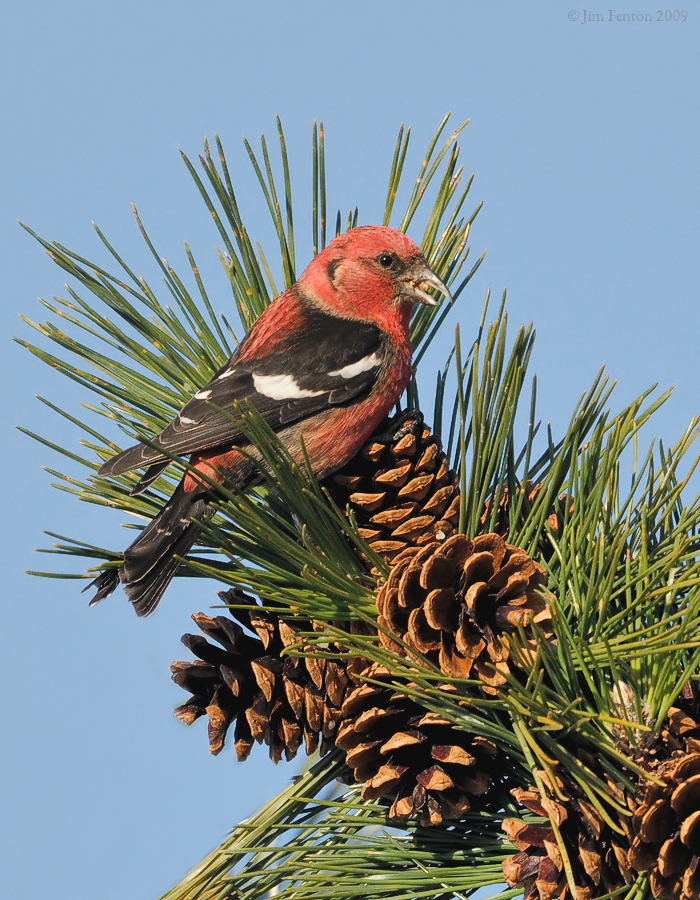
[400,259,452,307]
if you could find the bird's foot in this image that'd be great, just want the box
[371,408,424,445]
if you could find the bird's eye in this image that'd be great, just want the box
[377,253,394,269]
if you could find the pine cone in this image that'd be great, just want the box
[625,708,700,900]
[376,532,552,694]
[170,589,360,763]
[502,707,700,900]
[323,411,460,564]
[335,662,499,826]
[502,776,632,900]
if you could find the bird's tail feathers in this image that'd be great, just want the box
[122,524,202,616]
[86,568,120,605]
[87,483,211,616]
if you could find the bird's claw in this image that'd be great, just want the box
[371,408,424,445]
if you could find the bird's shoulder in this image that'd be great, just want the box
[236,290,385,370]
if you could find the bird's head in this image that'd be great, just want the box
[299,225,451,331]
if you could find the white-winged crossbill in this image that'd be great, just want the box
[92,225,450,615]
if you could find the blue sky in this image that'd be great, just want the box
[2,2,699,898]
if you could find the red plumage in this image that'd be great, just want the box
[91,226,450,616]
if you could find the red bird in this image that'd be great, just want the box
[91,226,450,616]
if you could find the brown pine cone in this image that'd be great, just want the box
[171,589,360,763]
[323,411,460,564]
[503,707,700,900]
[502,778,631,900]
[171,592,502,828]
[625,708,700,900]
[326,411,571,569]
[375,532,552,694]
[336,662,499,826]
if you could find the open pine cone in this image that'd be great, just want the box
[376,532,552,694]
[502,705,700,900]
[336,662,499,825]
[323,411,460,563]
[171,589,363,763]
[625,707,700,900]
[502,775,631,900]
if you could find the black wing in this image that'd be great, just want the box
[99,306,385,478]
